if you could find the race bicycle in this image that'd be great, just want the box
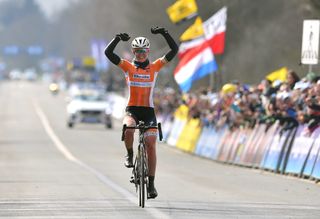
[121,121,163,208]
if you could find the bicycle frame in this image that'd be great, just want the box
[122,121,163,208]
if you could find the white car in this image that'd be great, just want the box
[66,91,113,129]
[9,69,23,80]
[23,68,37,81]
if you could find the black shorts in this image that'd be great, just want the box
[125,106,157,126]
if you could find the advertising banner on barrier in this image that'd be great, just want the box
[311,161,320,180]
[285,125,315,175]
[310,128,320,180]
[311,140,320,180]
[278,128,298,174]
[176,118,202,152]
[303,127,320,177]
[243,126,266,165]
[237,127,257,164]
[166,116,187,146]
[252,124,279,166]
[261,128,290,171]
[166,105,189,146]
[195,125,213,157]
[217,129,240,162]
[210,127,228,159]
[227,127,248,164]
[195,125,227,159]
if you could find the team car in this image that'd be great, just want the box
[66,90,113,129]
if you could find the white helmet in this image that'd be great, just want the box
[131,37,150,49]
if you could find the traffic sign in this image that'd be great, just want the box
[301,20,320,65]
[27,46,43,55]
[3,45,19,55]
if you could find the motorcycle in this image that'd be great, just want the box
[49,83,59,95]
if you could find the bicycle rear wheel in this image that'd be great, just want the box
[139,145,146,208]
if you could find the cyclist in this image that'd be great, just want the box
[104,26,178,199]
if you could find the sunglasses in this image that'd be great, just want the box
[134,49,149,54]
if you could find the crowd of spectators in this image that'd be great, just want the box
[154,70,320,136]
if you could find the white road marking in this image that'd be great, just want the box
[32,100,171,219]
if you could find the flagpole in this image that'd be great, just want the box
[217,70,222,91]
[210,71,214,90]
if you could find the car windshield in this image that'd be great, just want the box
[75,94,105,101]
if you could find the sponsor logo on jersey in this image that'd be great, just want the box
[133,74,150,79]
[128,81,153,87]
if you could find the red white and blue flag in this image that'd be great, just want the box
[174,41,218,93]
[174,6,227,92]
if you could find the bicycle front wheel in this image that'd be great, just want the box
[139,145,146,208]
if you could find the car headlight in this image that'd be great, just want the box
[67,105,79,114]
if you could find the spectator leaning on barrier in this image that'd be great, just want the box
[293,79,311,124]
[304,79,320,135]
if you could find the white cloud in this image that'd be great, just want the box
[33,0,81,21]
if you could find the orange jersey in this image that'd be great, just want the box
[118,58,166,107]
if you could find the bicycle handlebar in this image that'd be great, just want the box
[121,122,163,141]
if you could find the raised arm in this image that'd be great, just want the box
[151,27,178,62]
[104,33,130,65]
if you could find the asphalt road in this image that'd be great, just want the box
[0,81,319,219]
